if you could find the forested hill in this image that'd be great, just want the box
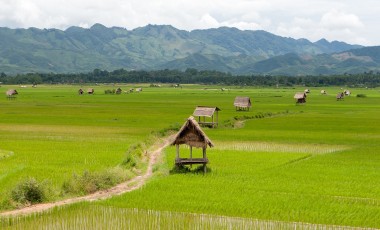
[1,23,374,76]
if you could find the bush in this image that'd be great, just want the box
[62,167,127,195]
[356,94,367,98]
[11,177,47,205]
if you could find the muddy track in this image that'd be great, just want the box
[0,135,173,217]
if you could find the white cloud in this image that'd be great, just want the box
[0,0,378,45]
[320,9,363,30]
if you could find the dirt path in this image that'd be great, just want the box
[0,135,174,217]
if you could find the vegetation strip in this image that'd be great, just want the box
[215,141,349,154]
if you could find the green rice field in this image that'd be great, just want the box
[1,84,380,228]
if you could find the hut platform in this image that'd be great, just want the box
[175,158,209,165]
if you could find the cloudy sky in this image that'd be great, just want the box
[0,0,379,46]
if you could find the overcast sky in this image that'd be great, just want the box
[0,0,379,46]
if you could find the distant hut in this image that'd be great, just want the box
[136,88,142,92]
[336,92,344,101]
[234,96,252,111]
[304,89,310,94]
[321,90,326,95]
[171,116,214,173]
[344,90,351,96]
[78,88,84,95]
[6,89,18,99]
[116,88,122,94]
[87,88,94,94]
[193,106,220,128]
[294,92,307,104]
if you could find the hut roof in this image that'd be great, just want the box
[234,96,251,107]
[193,106,220,117]
[294,93,306,99]
[336,93,344,99]
[6,89,18,95]
[87,88,94,93]
[171,116,214,148]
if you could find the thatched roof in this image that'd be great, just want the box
[6,89,18,96]
[87,88,94,93]
[336,93,344,99]
[294,93,306,99]
[171,116,214,148]
[193,106,220,117]
[234,96,251,108]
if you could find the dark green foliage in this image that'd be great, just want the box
[11,177,48,205]
[104,89,116,94]
[356,94,367,98]
[1,68,380,87]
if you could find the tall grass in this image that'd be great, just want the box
[1,204,374,230]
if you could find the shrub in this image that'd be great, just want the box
[356,94,367,98]
[62,167,128,195]
[11,177,47,205]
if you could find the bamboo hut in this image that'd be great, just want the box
[321,90,326,95]
[87,88,94,94]
[294,92,306,104]
[336,92,344,100]
[6,89,18,99]
[171,116,214,173]
[234,96,251,111]
[193,106,220,128]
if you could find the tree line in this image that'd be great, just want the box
[1,69,380,87]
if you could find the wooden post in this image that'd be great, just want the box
[216,110,218,127]
[190,145,193,168]
[212,114,214,128]
[202,147,207,173]
[176,145,179,160]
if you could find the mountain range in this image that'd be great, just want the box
[0,23,379,75]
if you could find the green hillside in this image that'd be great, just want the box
[0,24,368,75]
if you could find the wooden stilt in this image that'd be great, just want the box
[190,146,193,168]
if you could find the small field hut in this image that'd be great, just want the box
[321,90,326,95]
[193,106,220,128]
[116,88,122,94]
[336,92,344,100]
[78,89,84,95]
[171,116,214,173]
[234,96,252,111]
[294,92,307,104]
[87,88,94,94]
[6,89,18,99]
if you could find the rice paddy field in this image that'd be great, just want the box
[0,84,380,229]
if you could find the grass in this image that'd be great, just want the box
[1,85,380,228]
[0,203,370,230]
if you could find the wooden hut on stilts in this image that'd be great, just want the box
[234,96,252,111]
[193,106,220,128]
[171,116,214,173]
